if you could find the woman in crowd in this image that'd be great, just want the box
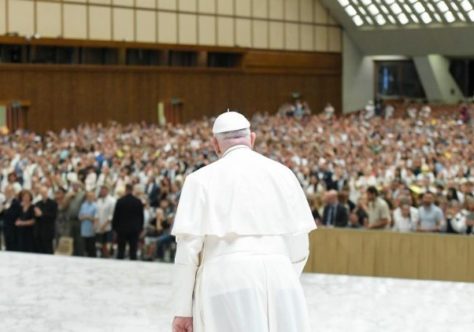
[15,190,36,252]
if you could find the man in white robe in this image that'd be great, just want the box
[171,111,316,332]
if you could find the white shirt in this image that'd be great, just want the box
[392,207,419,232]
[94,195,116,232]
[450,210,472,234]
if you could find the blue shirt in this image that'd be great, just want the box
[418,204,444,231]
[79,201,97,237]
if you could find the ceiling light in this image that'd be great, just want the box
[383,0,395,5]
[398,13,409,24]
[420,12,432,24]
[353,15,364,26]
[404,4,412,13]
[444,11,456,23]
[434,13,443,22]
[461,1,473,12]
[457,12,466,21]
[375,14,386,25]
[387,15,397,24]
[361,0,373,5]
[338,0,350,7]
[390,3,402,14]
[345,5,357,17]
[411,14,419,23]
[368,4,380,15]
[468,10,474,22]
[437,1,449,13]
[413,3,425,14]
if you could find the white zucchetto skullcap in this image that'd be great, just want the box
[212,111,250,134]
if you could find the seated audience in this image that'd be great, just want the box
[366,186,391,230]
[322,190,349,227]
[392,197,419,233]
[416,192,445,233]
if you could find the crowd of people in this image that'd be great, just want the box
[0,102,474,260]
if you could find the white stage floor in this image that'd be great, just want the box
[0,252,473,332]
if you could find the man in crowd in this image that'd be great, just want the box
[66,181,86,256]
[417,192,445,232]
[112,184,144,260]
[33,186,58,254]
[366,186,391,229]
[0,185,20,250]
[172,111,315,332]
[322,190,348,227]
[95,186,116,258]
[78,191,97,257]
[392,197,419,232]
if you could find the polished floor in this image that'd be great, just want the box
[0,252,473,332]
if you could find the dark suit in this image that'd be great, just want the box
[2,199,21,251]
[112,193,144,260]
[322,203,349,227]
[145,182,160,208]
[34,199,58,254]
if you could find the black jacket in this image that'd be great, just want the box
[322,203,349,227]
[2,199,21,229]
[34,199,58,238]
[112,194,144,234]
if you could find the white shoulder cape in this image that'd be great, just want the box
[172,147,316,237]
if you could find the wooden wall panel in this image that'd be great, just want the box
[0,52,341,133]
[305,229,474,283]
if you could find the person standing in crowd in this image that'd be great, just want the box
[112,184,144,260]
[78,191,97,257]
[33,186,58,254]
[172,111,315,332]
[15,190,36,252]
[54,187,70,245]
[416,192,445,233]
[1,185,21,250]
[365,186,391,229]
[155,210,175,261]
[322,190,348,227]
[95,186,116,258]
[2,172,22,194]
[392,197,419,233]
[66,181,86,256]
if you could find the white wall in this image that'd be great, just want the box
[2,0,342,53]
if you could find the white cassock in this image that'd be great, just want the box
[172,145,316,332]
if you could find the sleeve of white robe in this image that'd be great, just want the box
[172,234,204,317]
[285,233,310,275]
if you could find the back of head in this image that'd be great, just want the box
[212,111,253,154]
[367,186,378,196]
[125,183,134,195]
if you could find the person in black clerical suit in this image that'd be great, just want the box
[16,190,36,252]
[112,184,144,260]
[2,185,21,251]
[34,186,58,254]
[322,190,349,227]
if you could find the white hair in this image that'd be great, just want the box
[214,128,251,151]
[215,128,250,141]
